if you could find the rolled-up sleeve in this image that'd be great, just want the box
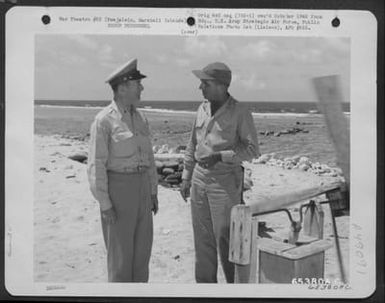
[87,119,112,211]
[182,119,197,181]
[220,108,260,163]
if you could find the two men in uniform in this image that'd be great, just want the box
[88,59,259,283]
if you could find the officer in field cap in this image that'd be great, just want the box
[192,62,232,87]
[180,62,260,283]
[88,58,158,282]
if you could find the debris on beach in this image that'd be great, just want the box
[61,139,342,189]
[259,127,309,137]
[39,167,51,173]
[65,263,75,269]
[252,154,343,177]
[156,161,184,187]
[176,145,187,153]
[50,151,63,157]
[153,144,343,189]
[154,145,252,190]
[162,229,171,235]
[61,133,90,142]
[68,152,88,164]
[154,144,170,154]
[154,144,187,155]
[153,145,185,187]
[243,168,254,190]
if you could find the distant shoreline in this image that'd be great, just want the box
[35,104,350,117]
[34,99,350,115]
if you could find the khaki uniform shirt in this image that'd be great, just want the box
[182,96,260,181]
[87,101,157,211]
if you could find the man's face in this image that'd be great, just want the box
[120,79,144,105]
[199,79,222,101]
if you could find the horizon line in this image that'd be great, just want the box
[34,99,351,103]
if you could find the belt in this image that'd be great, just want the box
[111,165,149,174]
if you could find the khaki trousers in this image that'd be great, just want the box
[190,165,242,283]
[101,171,153,282]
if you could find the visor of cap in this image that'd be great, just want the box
[192,70,216,80]
[109,72,146,87]
[105,58,148,84]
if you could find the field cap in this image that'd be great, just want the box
[105,58,146,86]
[192,62,232,86]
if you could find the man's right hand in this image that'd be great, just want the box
[180,180,191,202]
[101,207,117,225]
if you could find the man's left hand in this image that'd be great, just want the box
[198,152,222,169]
[151,194,159,215]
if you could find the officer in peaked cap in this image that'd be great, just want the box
[180,62,260,283]
[105,58,147,88]
[88,58,158,282]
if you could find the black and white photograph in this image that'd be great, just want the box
[4,7,377,298]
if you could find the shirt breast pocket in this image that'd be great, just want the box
[215,119,236,142]
[138,126,152,155]
[195,118,206,141]
[111,129,136,158]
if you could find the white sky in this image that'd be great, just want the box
[35,34,350,102]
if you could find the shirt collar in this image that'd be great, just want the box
[110,100,136,119]
[203,95,235,117]
[224,95,235,107]
[216,95,233,117]
[110,100,123,120]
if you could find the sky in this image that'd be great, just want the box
[35,34,350,102]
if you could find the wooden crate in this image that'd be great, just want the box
[258,238,332,283]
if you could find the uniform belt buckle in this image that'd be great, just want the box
[137,165,145,172]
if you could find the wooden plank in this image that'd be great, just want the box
[229,205,254,283]
[249,218,259,283]
[257,237,295,255]
[229,205,252,265]
[234,219,259,283]
[296,234,319,245]
[281,239,333,259]
[312,75,350,186]
[248,180,342,215]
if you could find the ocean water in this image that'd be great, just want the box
[35,100,350,114]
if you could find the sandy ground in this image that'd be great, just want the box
[34,134,349,283]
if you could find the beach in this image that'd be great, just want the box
[33,105,349,283]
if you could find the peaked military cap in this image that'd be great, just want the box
[105,58,146,86]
